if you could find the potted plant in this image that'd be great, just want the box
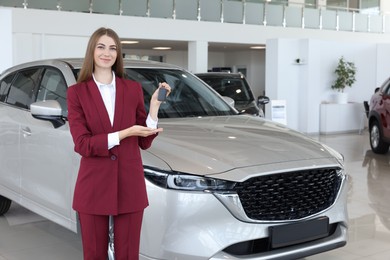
[331,56,356,103]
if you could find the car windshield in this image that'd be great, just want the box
[125,68,237,118]
[200,77,254,102]
[71,67,237,119]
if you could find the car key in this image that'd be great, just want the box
[158,87,168,101]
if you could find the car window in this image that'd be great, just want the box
[200,77,253,102]
[6,68,43,109]
[221,78,252,101]
[36,68,68,117]
[0,73,14,102]
[125,68,237,118]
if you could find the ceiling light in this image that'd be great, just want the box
[153,47,172,50]
[250,46,266,49]
[121,40,139,44]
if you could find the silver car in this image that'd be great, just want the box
[0,58,348,259]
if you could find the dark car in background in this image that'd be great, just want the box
[196,72,269,117]
[369,78,390,154]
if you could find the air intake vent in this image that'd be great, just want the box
[234,168,342,221]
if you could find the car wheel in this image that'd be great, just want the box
[0,195,11,215]
[370,120,389,154]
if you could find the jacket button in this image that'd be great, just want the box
[111,155,117,160]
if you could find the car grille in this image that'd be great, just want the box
[234,167,343,221]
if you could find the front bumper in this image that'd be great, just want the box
[140,176,348,260]
[210,223,347,260]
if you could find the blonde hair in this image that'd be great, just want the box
[77,27,124,83]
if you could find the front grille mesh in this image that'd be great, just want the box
[234,168,342,221]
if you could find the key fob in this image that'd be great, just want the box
[158,87,168,101]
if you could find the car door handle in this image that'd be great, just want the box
[22,127,31,137]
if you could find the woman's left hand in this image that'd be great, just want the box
[151,82,171,104]
[149,82,171,121]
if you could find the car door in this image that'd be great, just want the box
[0,72,24,197]
[19,66,77,225]
[382,83,390,139]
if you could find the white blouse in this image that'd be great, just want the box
[93,72,158,149]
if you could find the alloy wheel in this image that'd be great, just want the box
[370,124,380,149]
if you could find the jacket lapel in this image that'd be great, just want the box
[113,77,124,131]
[87,80,113,133]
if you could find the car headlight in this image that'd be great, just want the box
[318,144,347,178]
[144,167,236,191]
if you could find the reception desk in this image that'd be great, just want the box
[320,103,364,134]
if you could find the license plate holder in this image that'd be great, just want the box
[269,216,330,249]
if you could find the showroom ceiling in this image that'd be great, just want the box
[121,39,265,52]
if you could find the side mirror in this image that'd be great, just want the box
[222,96,235,108]
[30,100,65,128]
[257,95,270,106]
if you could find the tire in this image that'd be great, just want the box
[370,120,390,154]
[0,195,12,215]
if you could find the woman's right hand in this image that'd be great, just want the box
[119,125,163,141]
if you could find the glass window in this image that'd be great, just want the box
[36,68,68,116]
[327,0,347,8]
[268,0,288,4]
[349,0,359,9]
[6,68,43,109]
[305,0,316,8]
[361,0,379,13]
[201,77,254,102]
[125,68,237,118]
[327,0,379,12]
[0,73,15,102]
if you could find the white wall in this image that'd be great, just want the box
[249,50,266,98]
[126,49,189,69]
[224,50,266,99]
[265,39,302,131]
[0,9,13,73]
[265,38,385,134]
[380,0,390,13]
[208,52,226,71]
[3,7,390,134]
[376,44,390,86]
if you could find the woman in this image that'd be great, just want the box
[67,27,170,260]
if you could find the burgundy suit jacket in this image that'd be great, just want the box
[67,76,157,215]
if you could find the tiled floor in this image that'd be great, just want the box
[1,132,390,259]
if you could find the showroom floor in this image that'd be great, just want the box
[0,131,390,260]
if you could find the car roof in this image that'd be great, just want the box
[0,58,183,76]
[195,72,243,79]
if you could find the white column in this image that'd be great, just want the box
[0,9,13,72]
[380,0,390,13]
[188,41,208,73]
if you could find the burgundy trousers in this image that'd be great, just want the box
[78,211,144,260]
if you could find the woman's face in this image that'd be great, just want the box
[94,34,117,71]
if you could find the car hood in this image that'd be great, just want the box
[145,115,339,178]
